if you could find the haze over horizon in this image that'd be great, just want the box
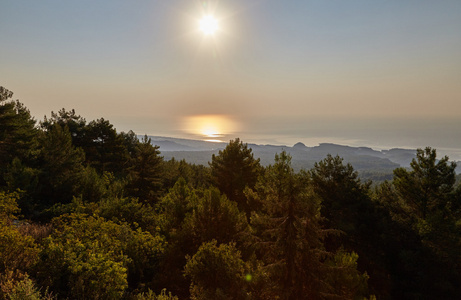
[2,1,460,159]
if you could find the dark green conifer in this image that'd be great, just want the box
[126,135,164,204]
[210,138,261,219]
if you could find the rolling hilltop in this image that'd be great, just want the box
[147,136,424,182]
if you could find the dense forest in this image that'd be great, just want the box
[1,86,461,300]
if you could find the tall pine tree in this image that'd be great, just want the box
[0,87,37,185]
[126,135,164,204]
[250,151,370,299]
[210,138,261,219]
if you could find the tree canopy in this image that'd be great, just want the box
[210,138,261,219]
[1,87,460,299]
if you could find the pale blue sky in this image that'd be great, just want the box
[1,1,461,158]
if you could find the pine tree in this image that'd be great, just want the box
[250,151,369,299]
[183,187,248,248]
[41,108,87,148]
[375,147,461,299]
[392,147,460,261]
[36,124,85,207]
[210,138,261,219]
[126,135,164,204]
[0,87,37,185]
[310,154,392,297]
[84,118,129,175]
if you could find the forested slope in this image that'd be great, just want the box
[1,87,461,299]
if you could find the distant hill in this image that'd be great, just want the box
[145,136,460,180]
[145,136,420,181]
[147,136,226,151]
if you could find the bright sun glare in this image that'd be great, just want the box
[182,115,239,142]
[199,15,219,36]
[201,124,220,138]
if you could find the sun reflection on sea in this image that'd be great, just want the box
[181,114,239,142]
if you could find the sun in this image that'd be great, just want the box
[199,15,219,36]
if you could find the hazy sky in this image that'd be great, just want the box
[2,1,461,158]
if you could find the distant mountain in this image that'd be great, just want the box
[381,148,417,167]
[146,135,461,180]
[293,142,308,150]
[146,136,417,179]
[146,136,226,151]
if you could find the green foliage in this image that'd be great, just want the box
[85,118,130,175]
[210,138,261,219]
[78,165,108,202]
[156,182,250,299]
[250,151,324,298]
[309,154,393,296]
[0,87,37,187]
[391,148,460,261]
[3,159,40,215]
[184,187,248,248]
[37,124,85,207]
[0,87,13,102]
[127,135,164,204]
[250,151,370,299]
[0,222,39,275]
[310,154,372,233]
[0,192,39,278]
[163,158,211,191]
[0,195,40,299]
[98,196,157,232]
[0,191,21,223]
[102,171,127,199]
[375,147,461,299]
[0,99,38,158]
[184,240,248,300]
[157,178,196,237]
[393,147,457,223]
[36,214,165,298]
[326,250,370,300]
[358,170,394,184]
[7,275,48,300]
[41,108,87,149]
[0,269,22,299]
[120,130,139,158]
[44,237,128,299]
[43,195,158,235]
[154,179,199,298]
[2,89,461,299]
[41,110,134,177]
